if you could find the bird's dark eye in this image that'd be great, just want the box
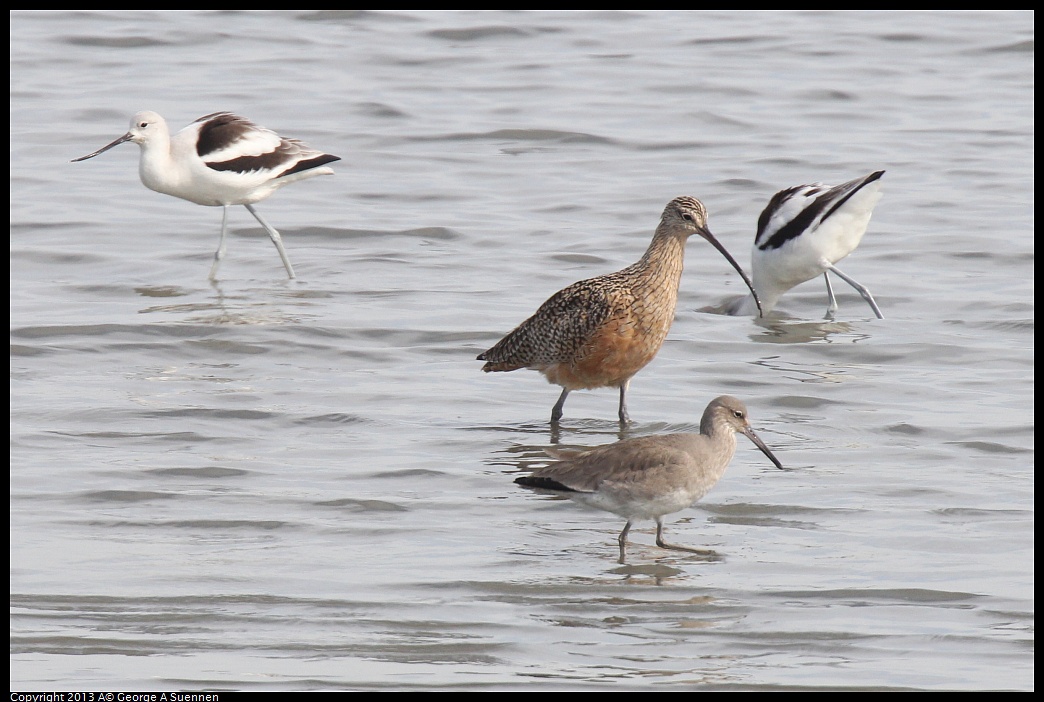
[733,410,744,418]
[681,212,694,221]
[139,122,149,128]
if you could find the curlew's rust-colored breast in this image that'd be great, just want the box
[478,225,688,392]
[543,281,678,390]
[479,262,682,391]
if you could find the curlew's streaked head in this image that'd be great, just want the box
[660,195,710,233]
[660,196,765,316]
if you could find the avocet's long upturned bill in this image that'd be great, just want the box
[72,111,341,280]
[728,170,885,318]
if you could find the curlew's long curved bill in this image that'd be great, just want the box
[71,132,133,162]
[696,225,765,317]
[742,426,784,470]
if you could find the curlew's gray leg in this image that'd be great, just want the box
[654,519,715,555]
[209,206,231,280]
[826,264,883,319]
[617,520,632,563]
[244,203,296,280]
[551,387,570,424]
[618,380,632,424]
[824,273,838,317]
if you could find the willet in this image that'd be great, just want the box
[478,197,762,424]
[72,111,340,280]
[515,395,783,562]
[727,170,885,318]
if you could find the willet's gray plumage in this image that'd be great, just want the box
[515,395,783,562]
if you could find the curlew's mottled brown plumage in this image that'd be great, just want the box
[515,395,784,562]
[477,197,763,424]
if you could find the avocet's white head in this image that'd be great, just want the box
[71,111,170,162]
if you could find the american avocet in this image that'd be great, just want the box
[727,170,885,318]
[477,197,763,425]
[72,111,341,280]
[515,395,783,562]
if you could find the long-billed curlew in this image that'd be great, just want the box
[478,197,762,424]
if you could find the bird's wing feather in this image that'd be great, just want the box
[479,279,616,368]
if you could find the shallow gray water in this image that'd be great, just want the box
[10,10,1033,691]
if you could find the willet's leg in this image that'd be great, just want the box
[551,387,570,424]
[209,206,231,281]
[244,203,296,280]
[617,520,633,563]
[826,264,883,319]
[654,519,714,555]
